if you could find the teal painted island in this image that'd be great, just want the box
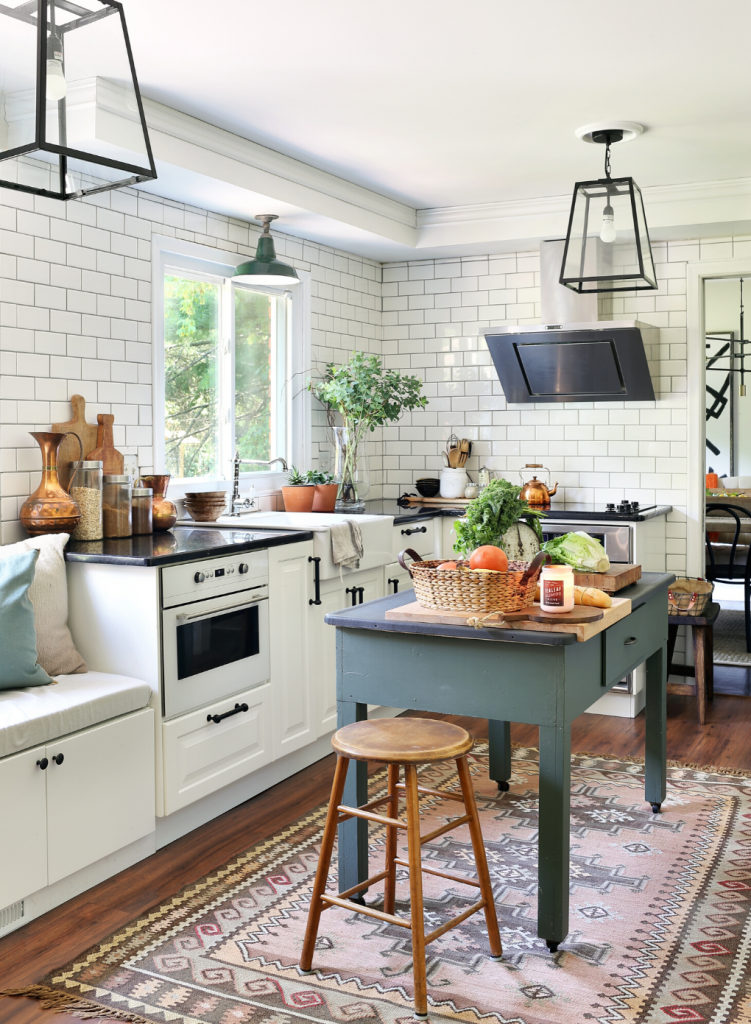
[325,571,674,950]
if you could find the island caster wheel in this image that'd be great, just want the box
[546,940,559,953]
[496,780,510,792]
[650,802,661,814]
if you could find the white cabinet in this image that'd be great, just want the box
[268,541,315,760]
[0,744,48,908]
[391,519,435,561]
[47,709,155,884]
[162,684,272,815]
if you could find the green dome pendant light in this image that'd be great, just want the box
[233,215,300,286]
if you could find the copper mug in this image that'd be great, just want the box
[137,474,177,531]
[20,432,83,536]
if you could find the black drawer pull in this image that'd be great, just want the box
[207,702,249,724]
[401,526,427,536]
[51,753,64,765]
[388,577,399,593]
[624,637,638,646]
[36,757,48,770]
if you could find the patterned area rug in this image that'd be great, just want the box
[6,746,751,1024]
[713,609,751,665]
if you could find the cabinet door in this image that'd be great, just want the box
[162,685,272,815]
[46,709,155,885]
[0,745,48,907]
[269,542,315,760]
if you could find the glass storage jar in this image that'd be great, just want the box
[70,460,103,540]
[131,486,153,535]
[103,474,132,538]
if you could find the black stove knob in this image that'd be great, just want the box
[630,501,640,511]
[239,563,249,574]
[194,571,205,583]
[606,503,615,512]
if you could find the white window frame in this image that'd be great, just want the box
[152,235,311,497]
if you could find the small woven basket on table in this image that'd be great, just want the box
[398,548,548,613]
[667,577,714,617]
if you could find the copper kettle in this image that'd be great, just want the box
[519,463,558,506]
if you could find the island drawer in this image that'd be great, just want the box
[392,519,435,560]
[603,601,652,688]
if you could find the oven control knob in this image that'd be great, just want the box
[194,571,206,583]
[239,563,249,574]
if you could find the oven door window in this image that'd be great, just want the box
[177,604,260,680]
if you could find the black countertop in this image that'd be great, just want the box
[325,572,674,646]
[64,526,314,567]
[366,499,672,524]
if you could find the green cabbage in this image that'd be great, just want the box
[540,531,610,573]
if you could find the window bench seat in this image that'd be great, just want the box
[0,672,153,759]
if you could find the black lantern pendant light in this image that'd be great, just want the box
[233,215,300,286]
[0,0,156,200]
[560,122,657,294]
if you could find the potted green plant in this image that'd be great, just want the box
[306,470,339,513]
[309,352,427,512]
[281,466,316,513]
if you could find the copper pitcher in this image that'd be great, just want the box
[519,463,558,506]
[20,432,83,536]
[138,474,177,531]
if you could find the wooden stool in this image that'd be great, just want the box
[667,601,720,725]
[301,718,502,1018]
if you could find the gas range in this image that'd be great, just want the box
[543,502,671,523]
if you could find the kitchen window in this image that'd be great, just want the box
[153,237,310,486]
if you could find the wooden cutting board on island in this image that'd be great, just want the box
[52,394,99,490]
[573,563,641,592]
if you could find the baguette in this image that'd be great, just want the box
[534,583,612,608]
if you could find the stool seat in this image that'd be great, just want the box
[332,717,473,763]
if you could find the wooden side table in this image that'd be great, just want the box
[667,601,720,725]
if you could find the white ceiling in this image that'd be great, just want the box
[123,0,750,214]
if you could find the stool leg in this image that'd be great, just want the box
[383,763,399,916]
[301,754,350,972]
[693,625,707,725]
[404,763,428,1018]
[706,624,715,700]
[667,623,679,673]
[455,756,502,959]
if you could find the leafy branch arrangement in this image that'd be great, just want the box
[453,478,546,558]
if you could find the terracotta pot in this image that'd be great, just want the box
[20,431,82,536]
[138,474,177,531]
[312,483,339,513]
[281,485,315,513]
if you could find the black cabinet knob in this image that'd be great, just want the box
[51,753,64,765]
[239,563,249,574]
[194,571,206,583]
[36,757,48,770]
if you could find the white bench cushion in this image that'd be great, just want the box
[0,672,152,759]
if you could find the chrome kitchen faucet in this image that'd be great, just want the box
[230,451,289,514]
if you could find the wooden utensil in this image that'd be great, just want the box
[573,563,642,593]
[87,414,125,475]
[52,394,98,490]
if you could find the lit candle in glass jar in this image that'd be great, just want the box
[540,564,574,613]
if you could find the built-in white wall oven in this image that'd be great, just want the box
[161,550,270,719]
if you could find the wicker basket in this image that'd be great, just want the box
[398,548,548,613]
[668,577,714,617]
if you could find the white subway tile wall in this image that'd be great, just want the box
[0,188,382,542]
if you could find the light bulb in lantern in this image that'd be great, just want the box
[46,33,67,101]
[600,202,616,243]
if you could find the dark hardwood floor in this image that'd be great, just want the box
[2,674,751,1024]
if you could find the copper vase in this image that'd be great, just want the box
[20,432,83,536]
[138,474,177,531]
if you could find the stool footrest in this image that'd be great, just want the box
[421,814,472,845]
[425,898,488,945]
[393,857,481,889]
[337,805,408,829]
[321,893,411,929]
[396,782,465,804]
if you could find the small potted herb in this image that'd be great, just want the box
[306,470,339,513]
[281,466,316,513]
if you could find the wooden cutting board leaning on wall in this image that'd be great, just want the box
[52,395,99,491]
[87,414,125,475]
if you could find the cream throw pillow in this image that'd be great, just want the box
[0,533,87,676]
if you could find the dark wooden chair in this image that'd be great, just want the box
[705,502,751,652]
[301,717,501,1019]
[667,601,720,724]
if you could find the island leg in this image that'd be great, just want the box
[337,699,369,902]
[538,723,571,952]
[488,720,512,791]
[644,645,667,813]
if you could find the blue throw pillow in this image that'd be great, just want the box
[0,548,53,689]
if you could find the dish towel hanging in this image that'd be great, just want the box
[330,519,364,570]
